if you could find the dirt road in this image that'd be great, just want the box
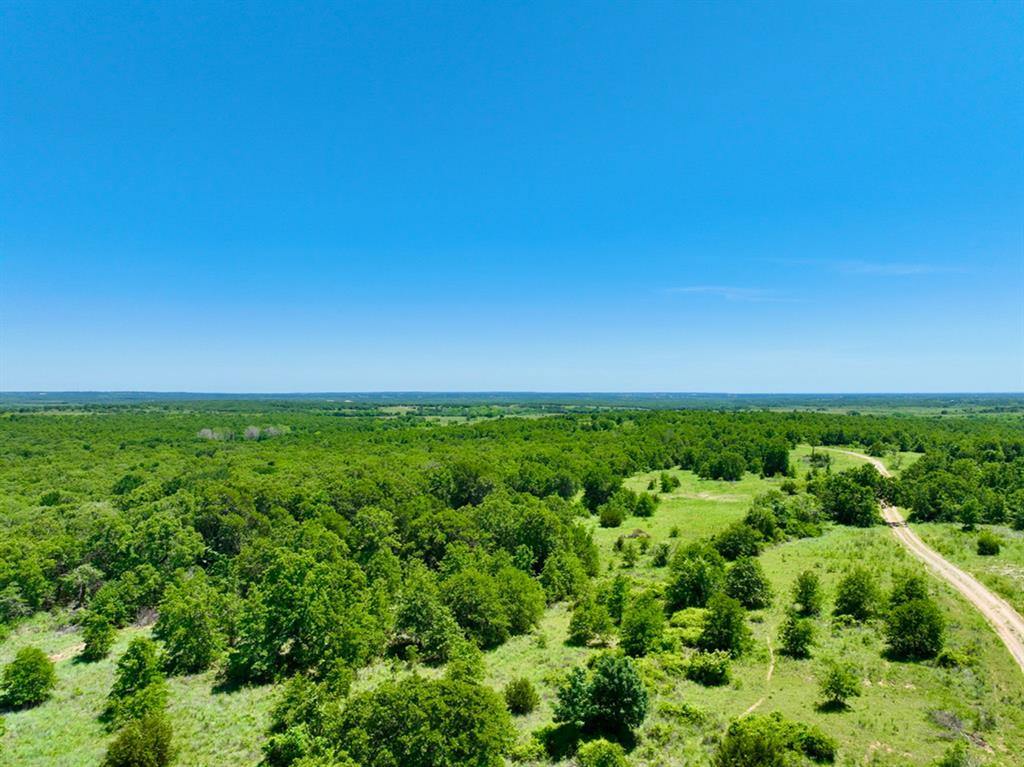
[836,450,1024,673]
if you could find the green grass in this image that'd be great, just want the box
[0,614,273,767]
[912,523,1024,615]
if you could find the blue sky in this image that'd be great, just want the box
[2,1,1022,392]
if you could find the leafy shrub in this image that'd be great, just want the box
[101,712,176,767]
[576,738,628,767]
[714,712,836,766]
[976,531,1001,556]
[666,544,725,610]
[818,659,860,708]
[649,542,670,568]
[778,613,814,658]
[619,592,665,657]
[659,473,681,493]
[713,522,761,561]
[338,676,513,767]
[444,569,510,649]
[554,653,648,735]
[598,501,627,528]
[504,677,539,715]
[724,557,772,610]
[833,567,880,621]
[104,637,167,728]
[79,612,116,662]
[568,597,613,646]
[1,646,56,709]
[634,493,658,517]
[885,597,945,660]
[792,570,823,616]
[685,650,730,686]
[698,594,750,657]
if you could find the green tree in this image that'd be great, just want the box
[778,613,814,658]
[555,653,648,736]
[568,597,613,646]
[496,566,544,635]
[820,473,879,527]
[885,598,945,659]
[79,612,116,662]
[104,636,167,728]
[101,712,176,767]
[725,557,773,610]
[619,591,665,657]
[714,712,836,767]
[1,646,56,709]
[666,544,726,610]
[818,659,860,708]
[791,570,823,616]
[337,676,513,767]
[833,567,880,621]
[583,467,622,512]
[698,594,750,657]
[391,564,460,663]
[443,569,510,649]
[153,572,226,674]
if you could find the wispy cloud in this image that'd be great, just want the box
[663,286,787,302]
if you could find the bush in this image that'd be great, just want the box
[885,597,945,660]
[666,544,725,610]
[338,676,513,767]
[659,473,681,493]
[568,597,613,646]
[634,493,658,518]
[833,567,880,621]
[713,522,761,561]
[778,613,814,658]
[504,677,539,715]
[724,557,772,610]
[101,712,176,767]
[698,594,750,657]
[1,646,56,709]
[554,653,648,735]
[792,570,823,616]
[818,660,860,708]
[685,650,730,686]
[619,592,665,657]
[105,637,167,728]
[714,712,836,766]
[598,501,627,528]
[976,531,1001,556]
[80,612,116,662]
[576,738,628,767]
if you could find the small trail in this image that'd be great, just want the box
[739,638,775,718]
[833,449,1024,674]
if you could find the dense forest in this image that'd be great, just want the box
[1,403,1023,766]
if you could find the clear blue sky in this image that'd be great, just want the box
[2,1,1022,392]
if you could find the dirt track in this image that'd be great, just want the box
[837,450,1024,673]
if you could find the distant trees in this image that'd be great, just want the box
[1,646,56,709]
[583,468,622,512]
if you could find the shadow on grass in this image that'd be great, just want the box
[538,723,639,761]
[815,700,850,713]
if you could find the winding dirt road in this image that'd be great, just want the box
[836,450,1024,673]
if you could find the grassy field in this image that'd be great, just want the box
[912,523,1024,615]
[3,447,1022,766]
[0,615,274,767]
